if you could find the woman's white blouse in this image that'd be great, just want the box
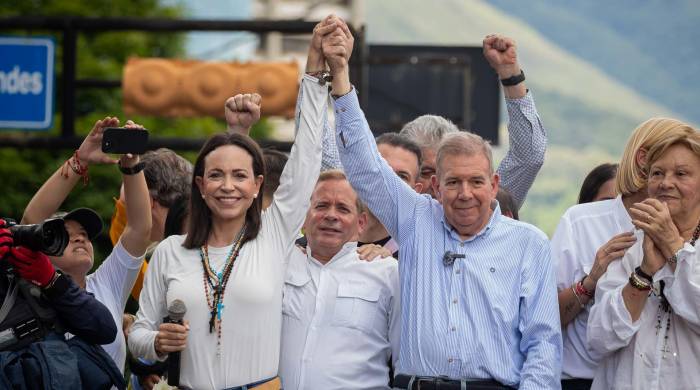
[588,229,700,390]
[128,74,327,389]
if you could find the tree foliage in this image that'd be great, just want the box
[1,0,198,261]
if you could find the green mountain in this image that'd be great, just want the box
[487,0,700,126]
[365,0,688,234]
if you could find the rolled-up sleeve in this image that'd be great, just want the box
[497,92,546,209]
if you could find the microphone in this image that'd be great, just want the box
[165,299,187,387]
[443,251,465,266]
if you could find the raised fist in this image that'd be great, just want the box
[482,34,520,78]
[225,93,262,135]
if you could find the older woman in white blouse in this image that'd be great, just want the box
[588,129,700,390]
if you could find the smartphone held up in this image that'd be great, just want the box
[101,127,149,155]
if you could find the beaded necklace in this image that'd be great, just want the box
[199,224,246,355]
[655,220,700,359]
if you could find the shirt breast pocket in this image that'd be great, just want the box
[282,270,311,320]
[331,281,381,334]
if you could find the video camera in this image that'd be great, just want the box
[2,218,69,257]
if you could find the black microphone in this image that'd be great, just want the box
[165,299,187,387]
[443,251,465,266]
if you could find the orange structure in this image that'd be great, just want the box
[122,58,299,118]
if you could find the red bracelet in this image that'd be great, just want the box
[60,150,89,186]
[575,277,594,298]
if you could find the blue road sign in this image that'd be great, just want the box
[0,36,55,130]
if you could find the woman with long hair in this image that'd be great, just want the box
[128,19,337,389]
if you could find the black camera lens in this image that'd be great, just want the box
[9,218,69,256]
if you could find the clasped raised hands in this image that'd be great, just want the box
[630,198,684,259]
[321,16,354,76]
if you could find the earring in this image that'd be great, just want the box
[201,194,206,199]
[253,193,258,198]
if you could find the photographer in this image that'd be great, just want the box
[0,219,118,388]
[21,117,152,374]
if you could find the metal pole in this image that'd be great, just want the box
[61,22,76,138]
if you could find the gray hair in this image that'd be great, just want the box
[436,132,494,176]
[399,115,459,150]
[141,148,193,208]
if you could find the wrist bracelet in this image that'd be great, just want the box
[576,277,594,298]
[634,266,654,283]
[571,285,584,308]
[119,161,146,175]
[668,253,678,265]
[60,150,89,186]
[500,70,525,86]
[306,70,333,85]
[629,272,652,291]
[42,272,60,290]
[667,246,682,265]
[306,69,328,77]
[42,271,71,299]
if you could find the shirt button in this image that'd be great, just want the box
[447,358,453,363]
[452,299,457,304]
[455,269,460,274]
[451,326,456,332]
[341,108,346,112]
[460,242,464,247]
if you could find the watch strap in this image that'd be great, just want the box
[500,70,525,86]
[42,271,70,299]
[119,161,145,175]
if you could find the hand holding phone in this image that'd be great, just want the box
[102,127,149,155]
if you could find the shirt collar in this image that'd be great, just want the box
[308,241,358,267]
[441,199,502,243]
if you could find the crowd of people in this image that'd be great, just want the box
[0,14,697,390]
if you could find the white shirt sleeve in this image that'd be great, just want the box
[264,75,327,255]
[387,260,401,370]
[587,235,642,357]
[129,240,169,361]
[658,242,700,332]
[550,213,577,291]
[90,239,145,310]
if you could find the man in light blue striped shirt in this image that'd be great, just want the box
[322,25,562,389]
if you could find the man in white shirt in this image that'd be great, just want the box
[279,169,400,390]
